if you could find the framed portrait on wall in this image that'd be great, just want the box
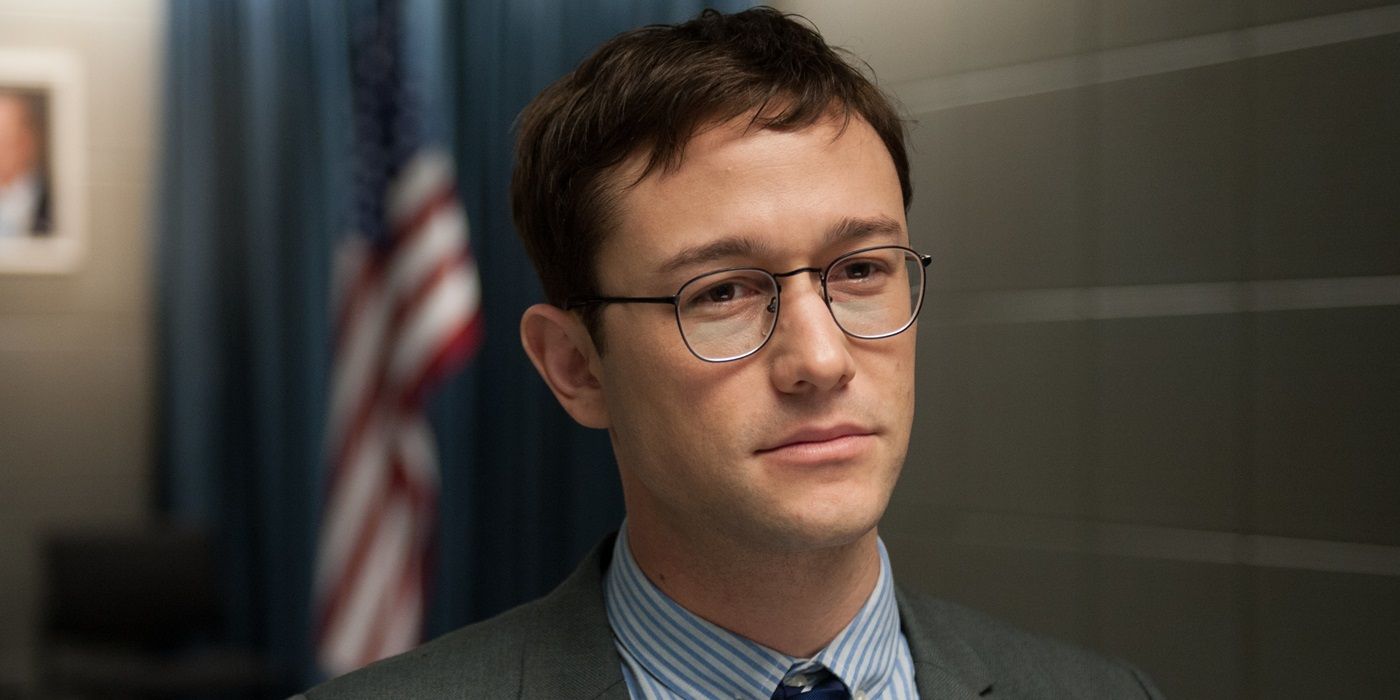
[0,48,85,273]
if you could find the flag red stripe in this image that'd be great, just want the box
[317,446,436,648]
[355,494,412,667]
[332,182,455,355]
[355,462,431,663]
[326,358,389,498]
[314,455,399,645]
[389,183,457,243]
[332,256,382,358]
[385,252,468,341]
[400,304,483,409]
[326,252,471,494]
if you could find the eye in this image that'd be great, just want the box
[703,282,741,303]
[831,256,891,282]
[679,270,773,314]
[685,279,759,307]
[839,260,880,280]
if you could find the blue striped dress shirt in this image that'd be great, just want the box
[603,525,919,699]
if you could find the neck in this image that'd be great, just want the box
[624,513,881,657]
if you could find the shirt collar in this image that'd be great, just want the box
[0,172,39,237]
[603,524,905,698]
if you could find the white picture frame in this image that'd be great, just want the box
[0,48,86,273]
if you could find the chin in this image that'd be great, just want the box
[757,494,887,553]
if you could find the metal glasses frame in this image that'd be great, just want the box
[565,244,933,362]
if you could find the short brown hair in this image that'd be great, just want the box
[511,6,910,337]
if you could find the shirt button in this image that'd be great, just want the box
[853,691,868,700]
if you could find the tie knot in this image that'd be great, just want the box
[770,667,850,700]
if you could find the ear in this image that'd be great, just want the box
[520,303,610,429]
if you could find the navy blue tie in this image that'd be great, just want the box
[770,672,851,700]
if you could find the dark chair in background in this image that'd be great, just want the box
[36,526,286,699]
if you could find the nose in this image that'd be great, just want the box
[767,273,856,394]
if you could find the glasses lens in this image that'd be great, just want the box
[826,247,925,338]
[676,269,778,361]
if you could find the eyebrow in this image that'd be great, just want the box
[824,215,905,247]
[658,236,776,274]
[656,215,906,275]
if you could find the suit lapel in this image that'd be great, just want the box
[896,586,995,698]
[517,534,630,699]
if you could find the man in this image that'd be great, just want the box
[0,90,51,237]
[304,8,1161,698]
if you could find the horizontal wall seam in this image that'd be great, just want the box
[924,275,1400,325]
[891,5,1400,114]
[924,511,1400,577]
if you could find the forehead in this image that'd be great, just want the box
[0,96,37,137]
[599,114,905,285]
[0,96,25,124]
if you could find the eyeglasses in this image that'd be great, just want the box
[566,245,932,362]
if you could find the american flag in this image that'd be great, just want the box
[312,0,482,675]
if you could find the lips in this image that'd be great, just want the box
[756,424,876,462]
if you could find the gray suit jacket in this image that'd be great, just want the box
[300,534,1162,699]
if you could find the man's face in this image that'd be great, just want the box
[0,95,38,186]
[592,114,915,554]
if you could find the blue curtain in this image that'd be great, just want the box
[158,0,749,687]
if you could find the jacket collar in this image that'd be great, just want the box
[896,585,995,698]
[518,533,630,699]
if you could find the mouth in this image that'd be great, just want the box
[755,424,877,463]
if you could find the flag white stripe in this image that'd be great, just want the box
[326,283,393,452]
[386,151,453,226]
[397,414,439,489]
[379,574,422,662]
[385,204,464,300]
[314,414,390,598]
[321,491,413,674]
[315,414,387,597]
[388,268,474,390]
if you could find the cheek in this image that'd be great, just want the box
[603,337,758,469]
[875,335,919,429]
[875,330,917,379]
[601,323,709,450]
